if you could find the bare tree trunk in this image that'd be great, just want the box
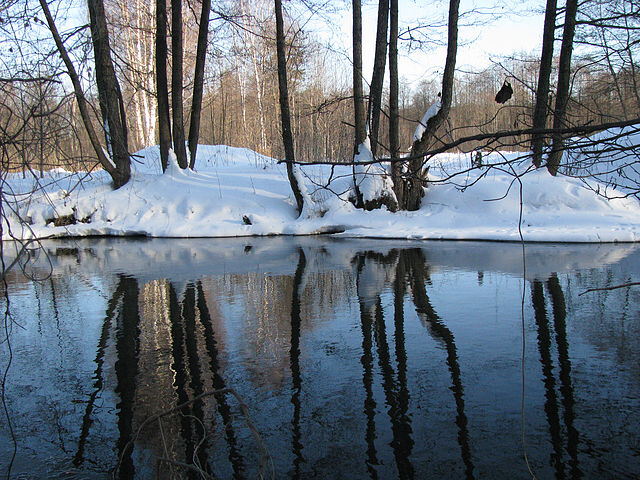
[352,0,367,207]
[156,0,172,171]
[274,0,304,215]
[352,0,366,146]
[531,0,557,167]
[368,0,389,157]
[88,0,131,187]
[389,0,402,204]
[171,0,188,168]
[403,0,459,210]
[187,0,211,168]
[39,0,130,188]
[548,0,578,176]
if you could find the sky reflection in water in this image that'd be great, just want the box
[1,238,639,479]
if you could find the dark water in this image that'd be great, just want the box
[1,237,639,479]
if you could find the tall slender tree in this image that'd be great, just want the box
[403,0,459,210]
[171,0,188,169]
[531,0,558,167]
[389,0,402,204]
[274,0,304,215]
[156,0,172,171]
[368,0,390,157]
[352,0,367,150]
[351,0,367,207]
[548,0,579,175]
[187,0,212,168]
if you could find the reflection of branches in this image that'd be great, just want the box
[114,388,272,480]
[578,281,640,295]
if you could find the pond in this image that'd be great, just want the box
[1,237,639,479]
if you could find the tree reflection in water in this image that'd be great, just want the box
[532,275,582,480]
[1,239,638,479]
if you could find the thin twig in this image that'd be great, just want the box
[578,282,640,296]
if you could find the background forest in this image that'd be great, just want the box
[0,0,639,195]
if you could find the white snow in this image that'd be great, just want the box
[353,138,397,206]
[3,138,640,243]
[413,100,441,142]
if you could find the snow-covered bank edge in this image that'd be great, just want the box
[4,144,640,244]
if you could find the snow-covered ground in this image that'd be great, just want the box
[4,138,640,242]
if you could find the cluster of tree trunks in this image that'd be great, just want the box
[34,0,638,207]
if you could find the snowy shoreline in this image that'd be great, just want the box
[5,143,640,243]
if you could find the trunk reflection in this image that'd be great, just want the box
[3,239,637,479]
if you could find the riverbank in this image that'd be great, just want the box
[5,143,640,242]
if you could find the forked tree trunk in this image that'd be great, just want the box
[187,0,211,168]
[368,0,389,157]
[351,0,367,207]
[531,0,557,167]
[548,0,578,176]
[274,0,304,215]
[87,0,131,187]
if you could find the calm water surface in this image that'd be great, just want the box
[1,237,639,479]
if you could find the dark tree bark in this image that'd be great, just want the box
[171,0,188,169]
[402,0,459,211]
[352,0,367,148]
[187,0,211,169]
[156,0,172,172]
[87,0,130,188]
[351,0,368,208]
[368,0,389,157]
[531,0,558,167]
[389,0,403,204]
[40,0,130,189]
[274,0,304,215]
[548,0,579,176]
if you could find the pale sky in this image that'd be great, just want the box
[308,0,545,89]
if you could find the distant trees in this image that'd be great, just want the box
[0,0,637,201]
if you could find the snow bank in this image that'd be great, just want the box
[563,126,640,199]
[4,139,640,243]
